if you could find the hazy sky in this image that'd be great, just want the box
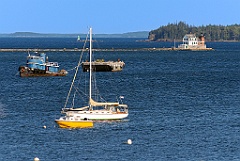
[1,0,240,34]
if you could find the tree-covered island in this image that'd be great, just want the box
[148,21,240,42]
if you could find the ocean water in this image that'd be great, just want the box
[0,38,240,161]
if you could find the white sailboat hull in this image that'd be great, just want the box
[66,110,128,120]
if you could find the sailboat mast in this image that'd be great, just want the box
[89,27,92,102]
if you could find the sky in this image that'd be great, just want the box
[1,0,240,34]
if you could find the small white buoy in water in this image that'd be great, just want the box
[43,125,46,129]
[34,157,40,161]
[127,139,132,145]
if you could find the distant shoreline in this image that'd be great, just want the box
[0,31,149,38]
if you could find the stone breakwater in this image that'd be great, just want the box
[0,47,213,52]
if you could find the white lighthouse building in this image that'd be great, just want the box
[178,34,206,49]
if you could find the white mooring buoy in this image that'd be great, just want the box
[34,157,40,161]
[127,139,132,145]
[43,125,46,129]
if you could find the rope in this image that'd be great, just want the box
[66,63,83,72]
[63,31,90,109]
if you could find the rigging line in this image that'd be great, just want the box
[71,75,85,108]
[71,54,89,106]
[63,31,90,109]
[90,66,106,102]
[72,85,89,99]
[69,85,89,108]
[71,63,83,104]
[71,84,77,108]
[66,64,82,72]
[71,85,85,108]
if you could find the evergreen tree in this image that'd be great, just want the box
[148,22,240,41]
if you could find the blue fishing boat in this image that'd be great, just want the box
[19,52,68,77]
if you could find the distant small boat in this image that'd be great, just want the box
[77,35,81,41]
[77,35,97,42]
[55,116,93,128]
[18,52,68,77]
[82,59,125,72]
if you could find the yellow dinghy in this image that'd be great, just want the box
[55,116,93,128]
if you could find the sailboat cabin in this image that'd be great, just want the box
[178,34,206,49]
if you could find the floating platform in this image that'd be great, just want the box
[0,47,213,52]
[82,59,125,72]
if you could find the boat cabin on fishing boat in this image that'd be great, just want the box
[19,52,68,77]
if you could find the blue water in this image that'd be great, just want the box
[0,38,240,160]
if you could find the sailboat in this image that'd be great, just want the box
[60,28,128,121]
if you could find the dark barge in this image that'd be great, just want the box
[82,59,125,72]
